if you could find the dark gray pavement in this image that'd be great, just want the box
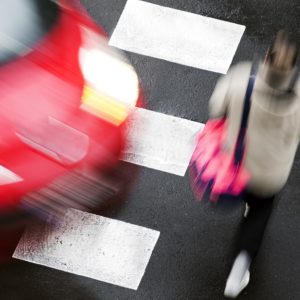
[1,1,300,299]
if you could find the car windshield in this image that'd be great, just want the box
[0,0,59,64]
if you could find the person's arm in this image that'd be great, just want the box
[208,67,234,118]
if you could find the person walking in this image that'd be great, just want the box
[208,31,300,298]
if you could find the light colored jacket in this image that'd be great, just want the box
[209,61,300,196]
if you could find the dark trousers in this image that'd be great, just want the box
[235,191,275,261]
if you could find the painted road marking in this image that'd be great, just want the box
[121,108,204,176]
[109,0,245,74]
[13,208,160,290]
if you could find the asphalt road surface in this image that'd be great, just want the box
[1,0,300,299]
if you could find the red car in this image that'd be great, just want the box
[0,0,142,245]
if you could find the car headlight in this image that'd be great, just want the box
[79,27,139,125]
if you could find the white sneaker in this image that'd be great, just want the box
[224,251,251,298]
[224,270,250,298]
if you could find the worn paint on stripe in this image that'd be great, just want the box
[13,209,160,290]
[109,0,245,73]
[121,108,204,176]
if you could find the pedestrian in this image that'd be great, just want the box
[208,30,300,298]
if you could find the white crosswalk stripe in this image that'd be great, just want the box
[109,0,245,73]
[13,208,160,290]
[121,108,204,176]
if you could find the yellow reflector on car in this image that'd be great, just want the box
[81,85,129,125]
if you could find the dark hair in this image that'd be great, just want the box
[266,30,299,67]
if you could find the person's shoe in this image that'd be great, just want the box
[224,251,251,298]
[224,270,250,298]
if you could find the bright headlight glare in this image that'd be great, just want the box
[79,28,139,108]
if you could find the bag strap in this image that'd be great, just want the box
[234,59,259,166]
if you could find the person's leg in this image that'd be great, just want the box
[224,192,275,298]
[237,192,275,259]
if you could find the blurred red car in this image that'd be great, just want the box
[0,0,142,221]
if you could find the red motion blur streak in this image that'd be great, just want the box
[0,0,129,211]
